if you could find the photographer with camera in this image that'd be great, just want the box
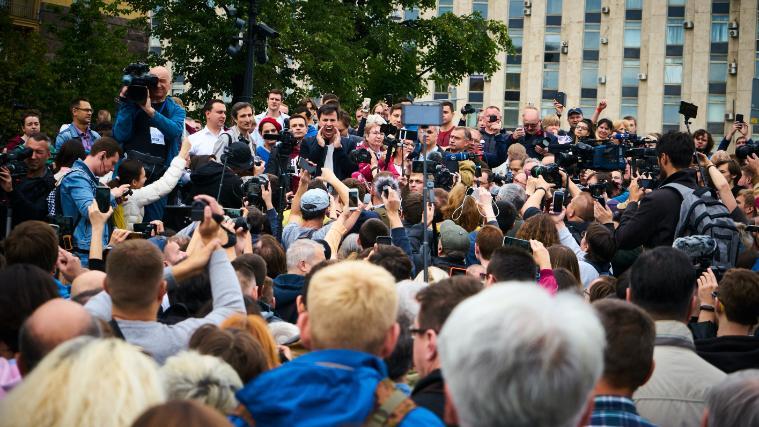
[55,98,101,152]
[479,106,509,166]
[717,120,753,153]
[506,106,557,160]
[0,133,56,230]
[256,117,282,168]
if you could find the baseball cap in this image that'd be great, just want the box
[221,141,255,170]
[440,220,470,254]
[567,108,583,116]
[300,188,330,213]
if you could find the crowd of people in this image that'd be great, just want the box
[1,64,759,427]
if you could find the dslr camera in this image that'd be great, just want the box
[241,175,270,208]
[350,148,373,165]
[736,142,759,161]
[461,104,476,115]
[122,63,159,104]
[0,147,32,178]
[530,163,562,185]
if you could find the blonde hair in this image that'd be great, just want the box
[160,351,242,414]
[307,261,397,354]
[442,183,482,232]
[415,266,450,284]
[542,114,560,128]
[507,143,527,162]
[0,337,164,427]
[221,313,281,369]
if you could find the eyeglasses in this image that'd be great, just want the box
[523,122,540,129]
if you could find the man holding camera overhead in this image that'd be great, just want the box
[504,105,557,160]
[113,65,186,221]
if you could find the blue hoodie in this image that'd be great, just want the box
[235,349,443,427]
[273,273,305,323]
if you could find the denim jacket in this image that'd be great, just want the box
[59,159,115,250]
[55,124,101,152]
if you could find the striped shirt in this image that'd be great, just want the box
[588,395,657,427]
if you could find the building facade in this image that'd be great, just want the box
[417,0,759,140]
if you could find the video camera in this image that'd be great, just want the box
[133,222,157,238]
[350,148,373,165]
[241,175,270,209]
[736,142,759,161]
[461,104,476,115]
[530,163,562,185]
[0,147,31,178]
[547,142,626,172]
[490,171,513,186]
[122,63,159,104]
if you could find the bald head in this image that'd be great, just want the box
[18,299,100,375]
[71,270,105,304]
[149,66,172,102]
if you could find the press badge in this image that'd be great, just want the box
[150,127,165,145]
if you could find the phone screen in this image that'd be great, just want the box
[348,189,359,210]
[95,186,110,213]
[555,91,566,106]
[552,191,565,213]
[736,114,744,123]
[376,236,392,246]
[503,236,532,253]
[361,97,371,111]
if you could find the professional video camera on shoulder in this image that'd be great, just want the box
[122,63,159,104]
[547,142,626,172]
[0,147,32,178]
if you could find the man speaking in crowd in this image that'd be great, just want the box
[113,65,186,221]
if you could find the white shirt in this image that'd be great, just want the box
[252,111,290,149]
[188,126,222,156]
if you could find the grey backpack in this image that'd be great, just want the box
[663,182,740,271]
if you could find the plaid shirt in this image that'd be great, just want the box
[588,395,658,427]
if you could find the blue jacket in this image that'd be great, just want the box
[272,273,305,323]
[59,160,115,250]
[112,97,185,166]
[55,124,100,152]
[236,349,443,427]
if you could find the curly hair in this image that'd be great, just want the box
[442,183,482,232]
[516,213,559,247]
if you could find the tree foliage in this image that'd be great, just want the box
[0,0,139,141]
[128,0,512,112]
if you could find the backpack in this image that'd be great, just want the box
[663,182,740,271]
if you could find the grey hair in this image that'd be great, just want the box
[286,239,324,271]
[160,351,243,413]
[396,279,427,323]
[497,183,526,209]
[706,369,759,427]
[338,233,361,260]
[438,282,605,427]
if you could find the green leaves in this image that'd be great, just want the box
[129,0,511,112]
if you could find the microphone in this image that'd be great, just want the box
[673,235,717,261]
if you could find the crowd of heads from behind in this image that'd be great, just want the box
[1,80,759,427]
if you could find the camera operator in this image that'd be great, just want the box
[264,114,308,185]
[506,106,558,160]
[479,106,509,167]
[6,110,41,151]
[598,132,701,249]
[0,133,56,229]
[213,102,256,160]
[59,137,129,265]
[301,104,358,180]
[186,141,255,209]
[113,65,185,221]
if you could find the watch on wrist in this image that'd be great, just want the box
[699,304,715,312]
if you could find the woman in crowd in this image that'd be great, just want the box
[110,138,191,230]
[595,118,614,143]
[574,119,593,143]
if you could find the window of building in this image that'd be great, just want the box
[626,0,642,8]
[666,18,684,45]
[509,0,523,18]
[543,63,559,91]
[505,65,520,91]
[709,59,728,83]
[584,25,600,50]
[663,96,681,131]
[434,82,451,101]
[468,75,484,103]
[582,65,598,89]
[438,0,453,16]
[664,60,683,85]
[624,22,641,48]
[711,14,729,43]
[545,27,561,63]
[585,0,601,11]
[503,101,520,129]
[472,0,487,18]
[511,30,523,54]
[404,7,420,21]
[621,99,638,119]
[622,60,640,87]
[668,0,685,5]
[580,98,597,113]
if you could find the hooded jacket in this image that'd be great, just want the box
[272,273,305,324]
[186,161,243,209]
[696,335,759,373]
[235,349,443,427]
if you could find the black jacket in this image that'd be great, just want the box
[300,136,359,180]
[696,335,759,373]
[411,369,446,422]
[186,162,244,208]
[1,168,55,227]
[613,169,698,250]
[504,130,558,159]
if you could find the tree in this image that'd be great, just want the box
[126,0,512,112]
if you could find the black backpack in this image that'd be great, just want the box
[663,183,740,271]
